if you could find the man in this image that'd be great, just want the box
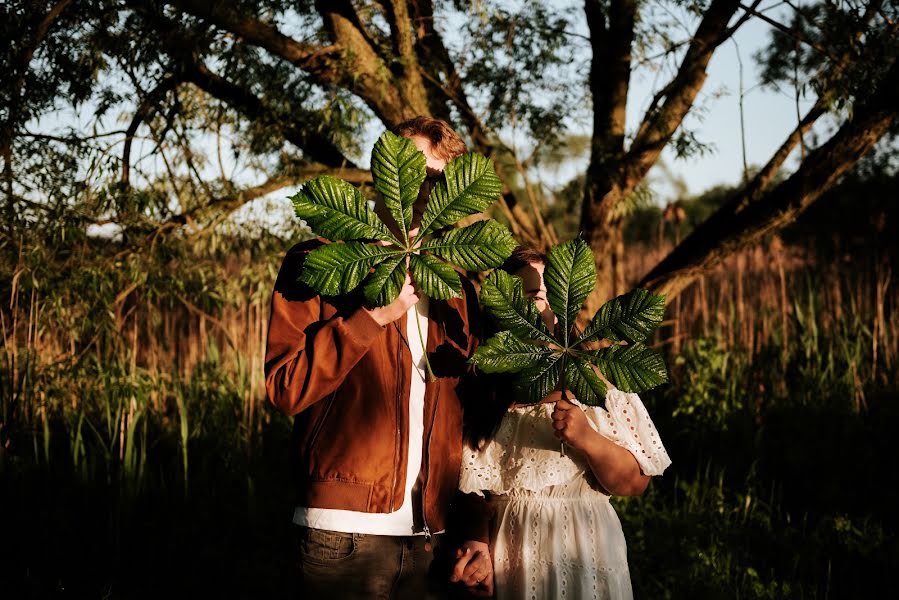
[265,117,492,599]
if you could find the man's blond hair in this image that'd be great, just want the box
[393,116,467,161]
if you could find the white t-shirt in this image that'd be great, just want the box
[293,297,429,535]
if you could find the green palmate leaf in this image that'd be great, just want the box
[583,343,669,393]
[371,131,426,241]
[480,269,555,344]
[515,353,563,404]
[577,288,666,345]
[421,220,518,271]
[293,131,514,308]
[417,153,503,237]
[300,242,402,296]
[470,331,555,373]
[545,239,596,346]
[563,358,608,407]
[409,253,462,300]
[363,255,406,306]
[292,176,396,243]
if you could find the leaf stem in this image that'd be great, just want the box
[559,353,568,456]
[414,302,436,382]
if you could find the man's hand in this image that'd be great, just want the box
[449,540,494,597]
[364,271,420,326]
[552,397,595,452]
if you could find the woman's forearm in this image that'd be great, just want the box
[578,431,650,496]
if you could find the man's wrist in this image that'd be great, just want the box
[348,306,388,340]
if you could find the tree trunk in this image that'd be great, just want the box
[579,177,625,315]
[578,0,739,318]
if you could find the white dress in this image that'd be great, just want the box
[459,389,672,600]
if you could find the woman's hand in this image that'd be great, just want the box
[552,396,651,496]
[450,541,494,597]
[551,397,595,452]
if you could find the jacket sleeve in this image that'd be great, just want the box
[264,241,385,416]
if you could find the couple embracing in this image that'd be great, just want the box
[264,117,671,600]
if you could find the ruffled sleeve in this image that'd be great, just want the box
[458,389,671,496]
[587,388,671,476]
[458,403,588,496]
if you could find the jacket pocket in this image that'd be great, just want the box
[305,391,337,455]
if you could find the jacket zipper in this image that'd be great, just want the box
[389,321,403,511]
[421,356,441,548]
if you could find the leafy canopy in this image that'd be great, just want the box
[471,239,668,406]
[290,131,516,305]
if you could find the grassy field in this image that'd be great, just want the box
[1,230,896,598]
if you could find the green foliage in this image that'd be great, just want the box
[478,269,555,343]
[620,301,899,599]
[672,338,749,427]
[544,238,596,346]
[3,216,898,596]
[459,1,583,150]
[471,238,668,406]
[754,2,899,113]
[291,131,516,305]
[370,131,427,243]
[418,153,504,237]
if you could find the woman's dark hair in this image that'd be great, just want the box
[464,244,550,448]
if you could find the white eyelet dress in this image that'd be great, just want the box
[459,389,672,600]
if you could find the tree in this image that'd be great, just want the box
[3,0,898,312]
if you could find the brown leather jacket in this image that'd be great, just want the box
[265,239,484,534]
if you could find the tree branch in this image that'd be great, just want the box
[639,53,899,299]
[627,0,740,185]
[732,0,890,208]
[3,0,74,212]
[160,163,371,229]
[578,0,740,308]
[383,0,416,64]
[735,2,834,59]
[121,76,180,187]
[165,0,339,76]
[314,0,426,123]
[740,96,827,206]
[383,0,429,110]
[408,0,492,150]
[183,62,357,168]
[588,0,637,146]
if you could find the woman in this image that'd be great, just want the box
[456,246,671,599]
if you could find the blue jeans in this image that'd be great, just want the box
[294,527,449,600]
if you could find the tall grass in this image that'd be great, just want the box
[627,237,896,396]
[0,235,280,492]
[616,238,898,599]
[1,230,896,597]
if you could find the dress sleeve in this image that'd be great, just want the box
[458,406,589,495]
[586,389,672,476]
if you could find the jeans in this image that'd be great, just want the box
[294,527,449,600]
